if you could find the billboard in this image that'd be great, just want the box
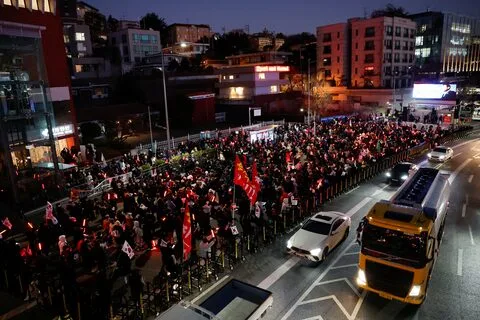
[413,83,457,101]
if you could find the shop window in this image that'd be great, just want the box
[270,85,278,93]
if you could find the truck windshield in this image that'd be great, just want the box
[361,222,427,268]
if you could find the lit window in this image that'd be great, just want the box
[421,25,427,32]
[270,85,278,93]
[451,23,470,34]
[229,87,244,99]
[415,48,431,58]
[229,75,234,80]
[415,36,423,46]
[77,42,87,52]
[258,73,265,80]
[75,32,85,41]
[4,0,12,5]
[32,0,38,10]
[18,0,25,7]
[75,65,82,73]
[63,35,70,43]
[44,0,51,12]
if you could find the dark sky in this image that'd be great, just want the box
[88,0,480,34]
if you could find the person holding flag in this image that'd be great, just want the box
[233,155,259,205]
[182,203,192,261]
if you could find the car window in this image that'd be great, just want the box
[433,147,447,153]
[302,220,331,235]
[331,219,343,232]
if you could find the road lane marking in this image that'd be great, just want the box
[468,175,474,183]
[372,184,390,197]
[462,204,467,218]
[345,186,359,194]
[469,225,475,246]
[346,197,372,217]
[453,138,480,149]
[448,159,472,184]
[191,275,229,304]
[330,263,358,270]
[300,316,325,320]
[457,249,463,276]
[344,251,360,256]
[257,256,299,289]
[451,152,462,159]
[434,163,442,169]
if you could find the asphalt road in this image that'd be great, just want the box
[191,131,480,320]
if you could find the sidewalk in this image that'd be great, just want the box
[0,291,53,320]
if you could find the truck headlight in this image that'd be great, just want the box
[385,172,391,177]
[408,285,421,297]
[356,269,367,286]
[287,240,292,249]
[310,248,321,256]
[401,175,408,180]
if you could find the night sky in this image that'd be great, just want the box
[88,0,480,34]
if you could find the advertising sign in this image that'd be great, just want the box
[413,83,457,101]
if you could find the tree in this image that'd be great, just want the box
[371,4,409,18]
[309,77,332,134]
[209,31,254,59]
[107,15,119,33]
[140,13,168,46]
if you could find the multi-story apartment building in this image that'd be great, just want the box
[167,23,211,46]
[317,16,416,89]
[0,0,77,204]
[409,11,480,80]
[110,27,161,74]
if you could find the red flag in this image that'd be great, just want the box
[2,217,12,230]
[234,155,251,187]
[182,203,192,260]
[251,161,261,192]
[234,156,258,205]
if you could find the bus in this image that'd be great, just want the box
[472,107,480,121]
[356,168,450,304]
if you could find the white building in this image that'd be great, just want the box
[109,28,161,74]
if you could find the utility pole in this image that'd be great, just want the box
[147,105,155,156]
[159,33,171,153]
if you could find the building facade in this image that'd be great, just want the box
[0,0,77,204]
[409,11,480,79]
[110,27,161,74]
[317,16,416,89]
[167,23,211,45]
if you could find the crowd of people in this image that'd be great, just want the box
[0,115,452,318]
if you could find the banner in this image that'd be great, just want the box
[182,203,192,260]
[234,155,258,205]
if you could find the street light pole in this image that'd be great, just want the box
[307,58,311,124]
[147,105,154,156]
[159,34,171,153]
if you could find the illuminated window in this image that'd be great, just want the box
[258,73,265,80]
[228,75,234,80]
[415,48,431,58]
[32,0,38,10]
[415,36,423,46]
[75,32,85,41]
[18,0,25,7]
[44,0,51,12]
[451,23,470,34]
[63,35,70,43]
[270,85,278,93]
[75,65,82,73]
[421,25,427,32]
[4,0,12,5]
[229,87,244,99]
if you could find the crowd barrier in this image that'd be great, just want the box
[3,126,474,320]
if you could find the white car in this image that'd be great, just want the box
[427,146,453,162]
[287,211,351,262]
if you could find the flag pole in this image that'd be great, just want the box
[232,185,236,220]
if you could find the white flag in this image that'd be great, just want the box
[122,240,135,259]
[45,202,58,225]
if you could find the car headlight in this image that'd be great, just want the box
[408,285,421,297]
[310,248,321,256]
[439,155,445,159]
[287,240,292,249]
[356,268,367,286]
[427,153,432,158]
[401,175,408,180]
[385,172,391,177]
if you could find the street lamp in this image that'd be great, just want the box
[159,34,171,153]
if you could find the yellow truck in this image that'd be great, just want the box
[356,167,450,304]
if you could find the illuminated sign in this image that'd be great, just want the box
[41,124,74,138]
[255,65,290,73]
[364,66,374,71]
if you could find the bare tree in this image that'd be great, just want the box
[310,77,332,135]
